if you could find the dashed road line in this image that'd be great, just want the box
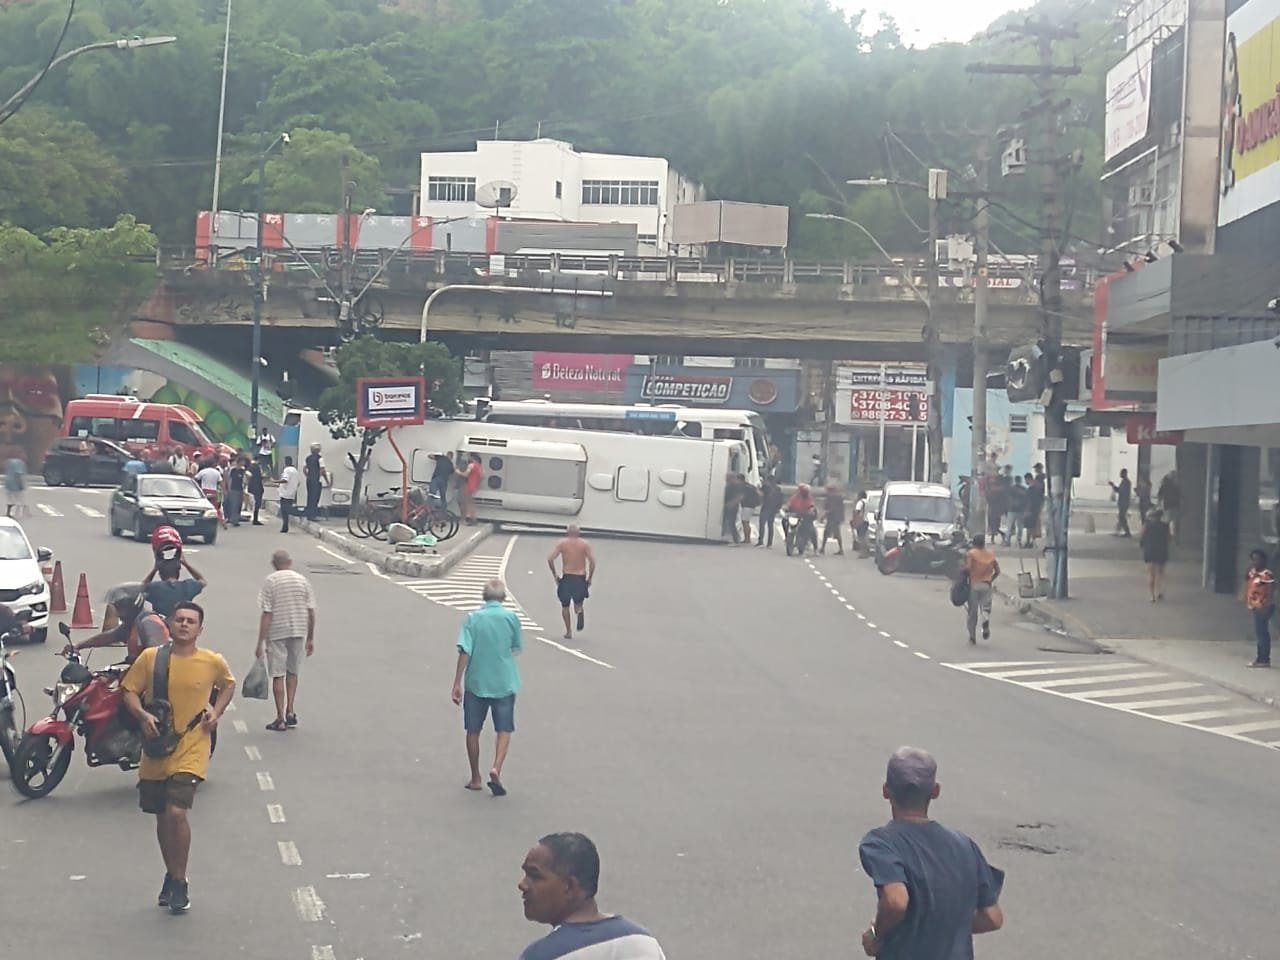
[292,886,327,922]
[278,841,302,866]
[267,803,286,823]
[914,651,932,660]
[315,544,354,564]
[244,745,261,761]
[879,630,892,638]
[232,719,248,734]
[36,503,62,517]
[74,504,104,518]
[893,640,909,649]
[942,659,1280,750]
[311,947,336,960]
[257,771,275,791]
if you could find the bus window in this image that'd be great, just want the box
[169,422,200,447]
[121,420,160,444]
[713,427,752,470]
[751,427,770,470]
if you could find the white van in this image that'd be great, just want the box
[874,481,961,561]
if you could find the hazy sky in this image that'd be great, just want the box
[833,0,1030,47]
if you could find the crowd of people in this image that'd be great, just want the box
[721,473,871,556]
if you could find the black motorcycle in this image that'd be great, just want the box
[782,509,818,557]
[0,610,31,768]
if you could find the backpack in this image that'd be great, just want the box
[141,645,205,759]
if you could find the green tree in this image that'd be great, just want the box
[0,108,126,232]
[223,129,389,213]
[0,215,158,362]
[317,336,463,505]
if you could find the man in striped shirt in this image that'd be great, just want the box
[255,550,316,731]
[518,833,666,960]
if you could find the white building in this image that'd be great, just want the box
[419,138,705,254]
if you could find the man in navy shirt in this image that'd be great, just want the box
[858,747,1005,958]
[517,832,665,960]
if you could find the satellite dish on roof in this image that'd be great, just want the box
[475,180,517,210]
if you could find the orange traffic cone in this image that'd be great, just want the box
[49,560,67,613]
[70,573,96,629]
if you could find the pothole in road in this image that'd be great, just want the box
[996,821,1067,855]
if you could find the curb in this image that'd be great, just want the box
[295,518,492,578]
[1000,587,1280,710]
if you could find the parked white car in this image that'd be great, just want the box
[0,517,52,643]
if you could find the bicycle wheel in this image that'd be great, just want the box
[347,505,371,538]
[430,510,460,542]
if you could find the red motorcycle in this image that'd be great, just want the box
[9,623,141,799]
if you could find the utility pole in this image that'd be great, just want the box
[925,173,943,484]
[971,138,991,537]
[251,144,267,437]
[339,156,353,334]
[968,20,1079,598]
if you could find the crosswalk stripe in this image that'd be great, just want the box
[1075,681,1202,699]
[1200,719,1280,736]
[74,504,105,518]
[1148,707,1266,724]
[36,503,62,517]
[959,661,1057,670]
[1028,671,1168,690]
[1122,695,1230,711]
[983,662,1143,680]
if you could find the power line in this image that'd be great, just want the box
[0,0,76,128]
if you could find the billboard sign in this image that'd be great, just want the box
[356,377,425,427]
[836,363,928,426]
[639,374,732,404]
[1126,414,1183,445]
[1218,0,1280,227]
[531,352,629,394]
[1105,43,1154,161]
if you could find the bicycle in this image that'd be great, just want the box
[348,487,459,542]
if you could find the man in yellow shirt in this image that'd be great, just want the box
[121,600,235,915]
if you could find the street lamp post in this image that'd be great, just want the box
[0,36,178,118]
[209,0,233,263]
[806,210,937,483]
[251,133,289,436]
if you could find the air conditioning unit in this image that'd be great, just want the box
[1001,139,1027,177]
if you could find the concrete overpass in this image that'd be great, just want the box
[141,250,1094,362]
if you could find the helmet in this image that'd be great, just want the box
[104,582,145,614]
[150,525,183,563]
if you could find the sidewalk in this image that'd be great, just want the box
[999,531,1280,708]
[295,514,492,578]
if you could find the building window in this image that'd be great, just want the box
[733,357,765,369]
[427,176,476,202]
[555,180,563,200]
[637,233,658,245]
[652,355,683,366]
[1009,414,1029,433]
[582,179,660,206]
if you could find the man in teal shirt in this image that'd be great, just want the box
[451,579,523,797]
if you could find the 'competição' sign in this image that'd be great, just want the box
[356,377,426,427]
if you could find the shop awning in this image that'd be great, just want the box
[1158,339,1280,446]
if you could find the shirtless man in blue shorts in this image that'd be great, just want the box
[547,525,596,641]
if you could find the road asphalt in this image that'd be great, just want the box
[3,484,1279,960]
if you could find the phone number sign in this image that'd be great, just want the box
[847,389,928,424]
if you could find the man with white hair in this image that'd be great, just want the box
[451,579,523,796]
[256,550,316,732]
[858,747,1005,958]
[548,524,595,641]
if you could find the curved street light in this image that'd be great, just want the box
[804,212,929,306]
[0,36,178,117]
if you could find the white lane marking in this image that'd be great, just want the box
[893,640,909,649]
[867,622,878,629]
[325,873,371,880]
[957,660,1058,669]
[315,544,354,564]
[942,662,1280,751]
[267,804,286,823]
[982,662,1147,679]
[257,772,275,792]
[37,503,62,517]
[312,947,336,960]
[279,841,302,866]
[845,604,856,611]
[1201,719,1280,736]
[1074,681,1202,699]
[835,595,847,603]
[1028,671,1168,690]
[879,630,892,638]
[1151,707,1266,724]
[366,561,392,579]
[856,613,866,620]
[1122,695,1230,711]
[914,651,932,660]
[232,720,248,734]
[292,886,327,922]
[500,533,520,569]
[244,745,262,761]
[75,504,105,518]
[534,635,615,669]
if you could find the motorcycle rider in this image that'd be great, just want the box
[785,483,819,556]
[142,526,207,623]
[64,583,169,663]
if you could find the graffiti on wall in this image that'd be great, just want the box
[0,364,255,470]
